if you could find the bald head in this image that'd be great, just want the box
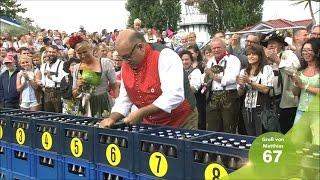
[115,29,147,68]
[115,29,145,49]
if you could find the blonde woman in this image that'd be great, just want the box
[16,56,42,110]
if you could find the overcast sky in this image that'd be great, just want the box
[17,0,320,34]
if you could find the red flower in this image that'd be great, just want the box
[68,35,83,49]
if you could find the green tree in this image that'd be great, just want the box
[198,0,264,34]
[126,0,181,31]
[0,0,27,19]
[290,0,320,25]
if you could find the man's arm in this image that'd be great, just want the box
[221,56,241,87]
[100,79,133,128]
[153,48,185,113]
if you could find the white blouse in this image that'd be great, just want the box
[238,65,274,108]
[187,68,202,91]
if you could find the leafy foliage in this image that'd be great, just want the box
[198,0,264,34]
[126,0,181,31]
[0,0,27,19]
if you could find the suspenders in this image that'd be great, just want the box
[44,60,62,88]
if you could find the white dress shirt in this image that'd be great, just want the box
[207,54,241,91]
[112,48,185,117]
[40,59,65,88]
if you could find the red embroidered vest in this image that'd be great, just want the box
[121,44,193,127]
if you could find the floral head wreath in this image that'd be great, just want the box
[68,35,83,49]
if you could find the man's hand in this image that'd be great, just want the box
[265,48,280,64]
[124,110,144,125]
[212,74,221,82]
[46,74,52,80]
[99,117,117,128]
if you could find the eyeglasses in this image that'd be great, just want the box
[119,44,138,60]
[302,49,314,53]
[245,40,258,44]
[311,32,320,37]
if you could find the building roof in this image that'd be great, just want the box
[262,19,296,28]
[0,16,21,26]
[293,19,313,27]
[239,18,313,32]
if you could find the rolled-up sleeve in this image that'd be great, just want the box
[221,55,241,87]
[152,48,185,113]
[111,78,133,116]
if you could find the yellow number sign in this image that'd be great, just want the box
[70,137,83,158]
[106,144,121,166]
[0,126,3,140]
[204,163,228,180]
[41,132,53,150]
[149,152,168,177]
[16,128,26,145]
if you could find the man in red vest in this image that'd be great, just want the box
[100,29,198,129]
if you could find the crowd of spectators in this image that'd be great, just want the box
[0,19,319,142]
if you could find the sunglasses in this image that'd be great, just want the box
[119,44,138,60]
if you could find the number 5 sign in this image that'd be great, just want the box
[70,137,83,158]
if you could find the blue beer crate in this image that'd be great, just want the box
[0,109,31,143]
[0,108,15,112]
[10,144,35,177]
[62,118,100,161]
[185,132,255,180]
[34,114,88,153]
[135,127,212,179]
[136,173,160,180]
[0,168,11,180]
[10,111,60,148]
[34,149,63,180]
[96,164,136,180]
[63,156,96,180]
[11,171,33,180]
[94,123,159,173]
[0,142,11,170]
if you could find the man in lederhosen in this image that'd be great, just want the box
[204,38,241,133]
[40,45,65,113]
